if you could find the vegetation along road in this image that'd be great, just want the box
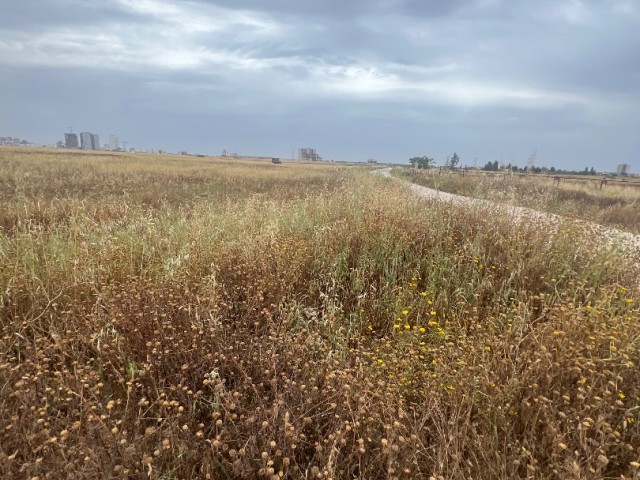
[380,167,640,286]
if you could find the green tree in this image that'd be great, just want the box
[482,160,499,172]
[447,152,460,170]
[409,156,434,169]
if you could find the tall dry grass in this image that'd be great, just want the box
[1,149,639,479]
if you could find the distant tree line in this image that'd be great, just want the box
[409,154,601,176]
[409,152,460,170]
[482,162,598,175]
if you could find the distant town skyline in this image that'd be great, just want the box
[1,132,637,176]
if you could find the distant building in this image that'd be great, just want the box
[298,148,321,161]
[79,132,92,150]
[79,132,101,150]
[109,135,120,151]
[0,137,27,146]
[64,133,79,148]
[221,149,239,158]
[617,164,631,176]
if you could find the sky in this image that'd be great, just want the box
[1,0,639,171]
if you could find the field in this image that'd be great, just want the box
[1,148,639,479]
[400,169,640,235]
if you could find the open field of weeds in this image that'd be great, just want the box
[400,169,640,234]
[1,148,639,479]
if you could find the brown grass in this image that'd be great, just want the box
[1,149,639,479]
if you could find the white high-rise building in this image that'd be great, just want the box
[80,132,93,150]
[79,132,101,150]
[109,135,120,151]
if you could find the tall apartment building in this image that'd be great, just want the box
[80,132,92,150]
[64,133,79,148]
[109,135,120,151]
[79,132,101,150]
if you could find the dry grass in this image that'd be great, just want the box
[402,169,640,234]
[1,149,639,479]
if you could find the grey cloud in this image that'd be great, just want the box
[1,0,639,171]
[0,0,144,31]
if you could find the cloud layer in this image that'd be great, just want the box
[1,0,638,169]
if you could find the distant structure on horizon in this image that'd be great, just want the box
[0,136,30,146]
[79,132,91,150]
[109,135,120,151]
[221,149,239,158]
[80,132,100,151]
[617,163,631,176]
[64,133,79,148]
[298,147,321,161]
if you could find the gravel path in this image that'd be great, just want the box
[377,168,640,281]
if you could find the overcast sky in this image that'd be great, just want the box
[1,0,639,170]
